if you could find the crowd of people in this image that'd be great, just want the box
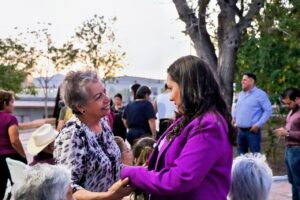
[0,55,299,200]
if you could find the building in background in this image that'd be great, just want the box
[105,75,165,103]
[14,74,165,122]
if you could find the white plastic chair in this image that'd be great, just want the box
[5,158,28,185]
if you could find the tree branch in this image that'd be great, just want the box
[172,0,198,36]
[237,0,264,31]
[197,0,218,70]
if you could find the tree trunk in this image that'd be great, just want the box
[44,80,48,118]
[173,0,264,108]
[218,46,238,106]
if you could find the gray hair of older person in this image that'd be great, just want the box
[61,70,100,115]
[229,153,273,200]
[13,164,71,200]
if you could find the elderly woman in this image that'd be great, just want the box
[0,89,27,199]
[54,70,132,200]
[13,164,73,200]
[229,153,273,200]
[121,55,237,199]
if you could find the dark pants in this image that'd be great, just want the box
[156,119,172,140]
[127,128,150,146]
[0,154,27,199]
[237,128,261,155]
[285,146,300,200]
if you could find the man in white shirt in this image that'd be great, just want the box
[153,84,176,139]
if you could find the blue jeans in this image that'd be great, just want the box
[285,146,300,200]
[237,128,261,155]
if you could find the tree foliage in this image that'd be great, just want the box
[236,0,300,102]
[0,64,26,93]
[73,15,125,80]
[0,16,124,118]
[0,38,38,71]
[0,38,38,92]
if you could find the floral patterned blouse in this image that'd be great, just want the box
[54,116,121,193]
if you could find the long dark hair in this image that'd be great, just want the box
[0,89,14,110]
[166,55,236,145]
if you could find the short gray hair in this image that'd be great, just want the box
[62,70,100,115]
[229,153,273,200]
[13,164,71,200]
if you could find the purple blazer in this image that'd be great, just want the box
[121,112,233,200]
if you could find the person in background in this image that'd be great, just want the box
[56,105,73,131]
[112,93,127,140]
[27,124,58,166]
[107,99,114,129]
[114,136,133,166]
[0,89,27,200]
[13,163,73,200]
[53,86,63,128]
[128,137,156,200]
[132,137,155,166]
[123,86,156,146]
[55,86,73,131]
[54,70,133,200]
[232,72,272,154]
[275,87,300,200]
[229,153,273,200]
[121,55,237,200]
[130,83,141,101]
[153,83,176,139]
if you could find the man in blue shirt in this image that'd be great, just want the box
[232,72,272,154]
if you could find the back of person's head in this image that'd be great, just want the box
[0,89,14,110]
[114,136,125,151]
[132,137,155,166]
[243,72,257,82]
[166,55,236,145]
[136,86,151,99]
[229,153,273,200]
[13,164,72,200]
[281,87,300,101]
[114,136,133,165]
[131,83,141,100]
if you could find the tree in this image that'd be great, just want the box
[27,23,78,118]
[0,38,38,93]
[73,15,125,81]
[0,64,26,93]
[236,0,300,102]
[172,0,264,106]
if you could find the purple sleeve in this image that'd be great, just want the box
[8,115,18,127]
[121,115,228,195]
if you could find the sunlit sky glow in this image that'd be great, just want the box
[0,0,194,80]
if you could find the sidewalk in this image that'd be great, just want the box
[269,178,292,200]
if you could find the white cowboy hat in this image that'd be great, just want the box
[27,124,58,155]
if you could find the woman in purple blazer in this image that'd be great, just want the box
[120,55,237,200]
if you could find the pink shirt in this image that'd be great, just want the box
[0,112,19,155]
[285,106,300,146]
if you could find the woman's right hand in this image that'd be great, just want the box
[107,178,134,200]
[73,178,134,200]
